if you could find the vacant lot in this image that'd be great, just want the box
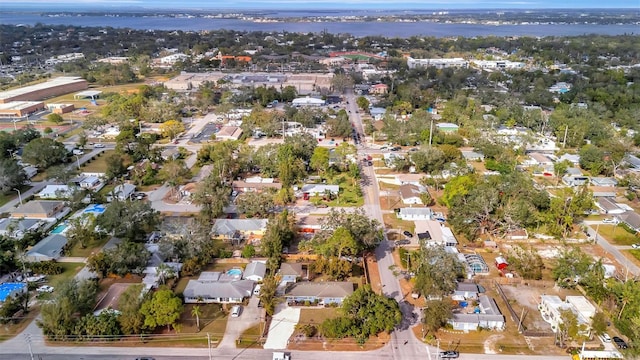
[80,150,112,173]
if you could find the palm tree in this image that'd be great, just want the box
[191,305,202,331]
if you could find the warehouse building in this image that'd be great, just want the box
[0,76,88,104]
[0,101,45,118]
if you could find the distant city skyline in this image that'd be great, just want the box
[0,0,637,10]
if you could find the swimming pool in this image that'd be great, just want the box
[0,282,26,302]
[50,224,68,234]
[227,269,243,276]
[82,204,106,214]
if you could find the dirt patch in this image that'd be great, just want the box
[365,252,383,294]
[287,332,389,351]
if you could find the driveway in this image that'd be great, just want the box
[263,303,300,350]
[218,296,263,349]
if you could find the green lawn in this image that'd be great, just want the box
[237,323,266,348]
[629,249,640,263]
[598,224,639,246]
[382,213,415,232]
[298,308,340,326]
[80,150,112,173]
[67,235,111,257]
[0,185,33,208]
[47,262,86,288]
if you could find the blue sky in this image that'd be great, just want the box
[1,0,637,9]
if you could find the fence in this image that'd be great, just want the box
[492,280,555,337]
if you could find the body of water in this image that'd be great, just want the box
[1,13,637,37]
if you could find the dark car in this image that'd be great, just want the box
[395,239,411,246]
[438,351,459,359]
[403,231,413,238]
[613,336,628,349]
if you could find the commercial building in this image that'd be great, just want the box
[406,57,469,69]
[0,76,88,104]
[0,101,44,117]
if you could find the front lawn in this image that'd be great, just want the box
[298,308,340,326]
[47,262,86,287]
[80,150,112,173]
[236,323,265,348]
[66,235,111,257]
[629,249,640,263]
[598,224,639,246]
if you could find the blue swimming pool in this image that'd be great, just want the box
[0,282,26,302]
[227,269,243,276]
[83,204,106,214]
[50,224,68,234]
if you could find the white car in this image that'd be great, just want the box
[632,243,640,249]
[230,305,241,318]
[600,333,611,343]
[94,143,105,148]
[602,218,618,224]
[37,285,54,293]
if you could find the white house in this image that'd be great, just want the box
[183,271,254,304]
[596,198,626,215]
[292,97,325,107]
[397,207,433,221]
[37,185,74,199]
[539,295,593,335]
[449,295,505,331]
[415,220,458,247]
[301,184,339,196]
[399,184,424,205]
[106,184,136,202]
[243,261,267,282]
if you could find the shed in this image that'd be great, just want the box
[495,257,509,270]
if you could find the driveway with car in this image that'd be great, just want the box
[218,296,263,349]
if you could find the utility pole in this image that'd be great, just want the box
[207,333,212,360]
[13,188,23,205]
[562,125,568,148]
[25,334,34,360]
[428,117,434,147]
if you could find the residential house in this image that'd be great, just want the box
[525,153,554,167]
[292,97,325,107]
[397,207,433,221]
[558,153,580,165]
[399,184,425,205]
[369,107,386,121]
[11,201,67,219]
[589,186,617,198]
[161,148,180,161]
[243,261,267,282]
[370,83,389,95]
[539,295,594,335]
[563,170,589,187]
[449,295,505,331]
[232,177,281,193]
[211,219,268,243]
[106,183,136,202]
[414,220,458,247]
[284,281,354,306]
[279,263,306,284]
[216,126,243,141]
[590,177,618,187]
[37,185,74,199]
[77,175,103,190]
[25,234,68,262]
[296,215,323,234]
[596,198,626,215]
[301,184,339,196]
[504,229,529,241]
[461,150,485,162]
[625,154,640,170]
[452,282,480,301]
[0,218,43,238]
[618,211,640,232]
[435,123,459,132]
[183,272,254,304]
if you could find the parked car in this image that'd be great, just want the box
[134,357,155,360]
[600,333,611,343]
[602,218,618,224]
[613,336,628,349]
[231,305,242,318]
[37,285,54,293]
[438,351,459,359]
[632,243,640,249]
[395,239,411,246]
[94,143,105,148]
[403,230,413,238]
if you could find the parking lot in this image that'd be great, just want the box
[189,123,220,143]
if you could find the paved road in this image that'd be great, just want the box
[584,221,640,277]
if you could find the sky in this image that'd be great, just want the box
[0,0,638,10]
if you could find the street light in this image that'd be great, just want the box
[13,188,23,205]
[74,155,81,170]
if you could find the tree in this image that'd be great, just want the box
[552,247,593,287]
[118,284,146,335]
[414,246,465,297]
[422,300,453,335]
[191,305,202,331]
[87,241,150,277]
[97,200,160,242]
[591,312,608,336]
[21,138,68,168]
[192,173,231,223]
[66,214,102,249]
[105,153,127,180]
[37,279,98,340]
[579,144,606,175]
[311,208,383,251]
[47,164,78,184]
[158,159,191,199]
[310,146,330,175]
[235,191,275,218]
[140,287,183,332]
[259,275,280,317]
[47,113,64,124]
[356,96,370,111]
[77,132,88,151]
[159,120,185,140]
[0,158,26,194]
[553,160,571,185]
[506,245,544,280]
[262,210,296,271]
[241,244,256,259]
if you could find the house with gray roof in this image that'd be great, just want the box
[284,281,354,306]
[590,177,618,187]
[243,261,266,282]
[399,184,425,205]
[25,234,68,262]
[301,184,339,196]
[0,218,43,238]
[211,219,268,241]
[449,295,505,331]
[279,263,306,284]
[596,198,625,215]
[106,183,136,202]
[618,211,640,233]
[183,271,254,304]
[398,207,433,221]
